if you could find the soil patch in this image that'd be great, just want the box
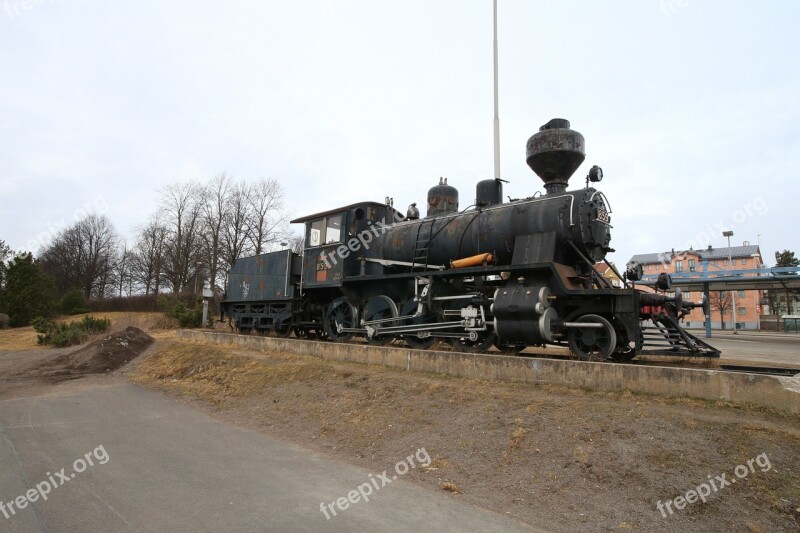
[14,327,154,383]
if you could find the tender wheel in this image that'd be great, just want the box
[362,295,398,345]
[451,331,496,353]
[567,314,617,362]
[401,300,435,350]
[325,297,358,342]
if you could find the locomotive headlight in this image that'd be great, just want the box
[588,165,603,182]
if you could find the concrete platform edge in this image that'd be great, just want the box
[175,330,800,415]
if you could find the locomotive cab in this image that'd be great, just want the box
[291,202,403,289]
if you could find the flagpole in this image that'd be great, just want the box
[493,0,501,180]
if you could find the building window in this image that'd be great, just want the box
[723,259,728,267]
[742,258,747,266]
[685,292,692,299]
[688,259,696,272]
[738,290,745,299]
[676,260,683,272]
[738,307,746,316]
[732,258,737,266]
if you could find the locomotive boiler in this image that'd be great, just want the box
[221,119,719,361]
[375,119,612,269]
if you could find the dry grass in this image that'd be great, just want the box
[429,457,452,469]
[101,312,178,331]
[440,482,461,493]
[574,445,592,465]
[0,325,39,351]
[502,427,530,462]
[132,342,340,402]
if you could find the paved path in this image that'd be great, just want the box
[0,377,540,532]
[688,331,800,365]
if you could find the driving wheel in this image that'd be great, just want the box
[567,314,617,362]
[324,297,358,342]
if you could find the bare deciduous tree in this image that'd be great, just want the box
[131,218,168,294]
[222,180,251,272]
[132,175,291,295]
[41,214,120,298]
[288,234,304,255]
[160,181,204,292]
[113,241,134,297]
[201,173,232,292]
[247,178,287,256]
[709,291,732,330]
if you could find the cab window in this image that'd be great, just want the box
[309,219,324,247]
[307,214,344,247]
[325,214,342,244]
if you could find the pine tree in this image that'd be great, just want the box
[0,253,58,327]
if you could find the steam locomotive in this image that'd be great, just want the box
[221,119,719,361]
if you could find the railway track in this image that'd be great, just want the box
[718,365,800,377]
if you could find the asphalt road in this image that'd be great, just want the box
[0,377,539,533]
[688,331,800,365]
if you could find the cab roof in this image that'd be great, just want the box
[290,201,403,224]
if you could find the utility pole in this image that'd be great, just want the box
[723,230,737,334]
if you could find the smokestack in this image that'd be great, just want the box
[525,119,585,195]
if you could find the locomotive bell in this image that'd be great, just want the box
[526,118,585,195]
[427,177,459,217]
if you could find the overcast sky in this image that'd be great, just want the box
[1,0,797,267]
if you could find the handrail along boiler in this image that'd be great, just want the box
[221,119,719,361]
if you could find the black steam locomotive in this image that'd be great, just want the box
[221,119,719,361]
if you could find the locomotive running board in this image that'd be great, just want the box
[364,258,446,270]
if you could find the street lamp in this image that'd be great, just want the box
[722,230,737,334]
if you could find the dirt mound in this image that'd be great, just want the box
[18,327,154,383]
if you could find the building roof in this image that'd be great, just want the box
[594,262,621,277]
[629,245,761,265]
[594,263,611,274]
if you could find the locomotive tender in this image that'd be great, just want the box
[221,119,719,361]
